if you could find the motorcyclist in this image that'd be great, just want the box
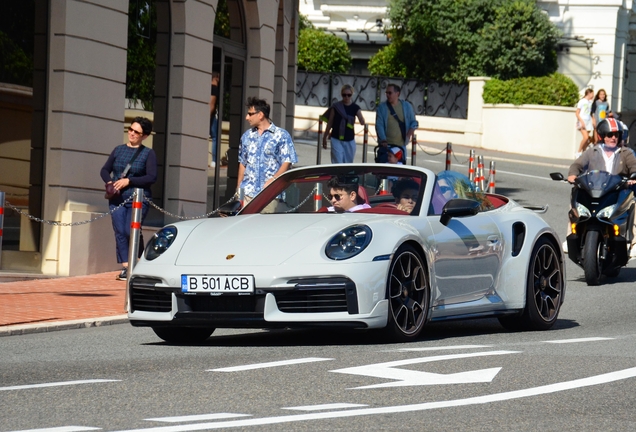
[566,117,636,256]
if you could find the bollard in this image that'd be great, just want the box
[314,183,323,211]
[316,118,323,165]
[0,191,4,268]
[468,149,476,182]
[362,124,369,163]
[379,178,390,195]
[411,134,417,166]
[488,161,496,193]
[476,155,486,191]
[238,187,245,207]
[445,142,452,171]
[126,188,144,312]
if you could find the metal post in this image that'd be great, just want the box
[488,161,496,193]
[468,149,476,182]
[314,183,323,211]
[238,187,245,207]
[445,142,452,171]
[316,118,323,165]
[362,124,369,163]
[126,188,144,312]
[477,155,485,191]
[0,191,4,269]
[411,134,417,166]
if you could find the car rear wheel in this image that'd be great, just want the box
[152,326,215,344]
[499,237,563,331]
[385,245,429,341]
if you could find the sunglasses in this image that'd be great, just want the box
[328,193,344,201]
[606,132,621,138]
[400,194,416,201]
[128,127,144,136]
[341,93,352,97]
[246,111,259,116]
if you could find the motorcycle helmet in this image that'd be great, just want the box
[596,118,622,139]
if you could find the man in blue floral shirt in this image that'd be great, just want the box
[237,97,298,209]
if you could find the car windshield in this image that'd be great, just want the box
[240,165,428,215]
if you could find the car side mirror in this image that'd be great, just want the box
[550,172,564,181]
[440,199,480,226]
[211,199,242,217]
[630,172,636,180]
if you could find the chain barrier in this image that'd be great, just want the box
[144,194,241,220]
[284,186,318,213]
[4,194,134,226]
[2,189,245,226]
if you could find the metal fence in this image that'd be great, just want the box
[295,71,468,119]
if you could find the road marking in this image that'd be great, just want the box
[106,367,636,431]
[0,379,120,392]
[145,414,250,423]
[208,357,333,372]
[6,427,100,432]
[282,403,368,411]
[394,345,492,352]
[331,350,518,389]
[544,337,615,344]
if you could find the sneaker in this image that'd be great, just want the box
[574,152,582,159]
[562,240,568,254]
[117,267,127,281]
[209,161,216,168]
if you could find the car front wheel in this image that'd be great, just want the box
[385,245,429,341]
[152,326,215,344]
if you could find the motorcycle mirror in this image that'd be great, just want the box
[549,172,564,181]
[630,173,636,180]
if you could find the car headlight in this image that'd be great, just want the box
[325,225,372,260]
[597,204,616,220]
[145,226,177,261]
[575,202,591,218]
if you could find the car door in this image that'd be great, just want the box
[427,211,503,310]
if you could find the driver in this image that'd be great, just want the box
[568,118,636,182]
[327,176,371,213]
[565,118,636,256]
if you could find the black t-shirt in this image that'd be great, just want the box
[331,103,360,141]
[210,84,219,115]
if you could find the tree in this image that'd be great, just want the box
[373,0,560,82]
[126,0,156,110]
[297,28,352,73]
[367,43,407,78]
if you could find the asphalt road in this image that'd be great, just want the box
[3,146,636,431]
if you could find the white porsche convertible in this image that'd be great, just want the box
[129,164,565,343]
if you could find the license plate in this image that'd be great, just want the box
[181,275,254,294]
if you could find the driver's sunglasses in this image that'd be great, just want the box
[606,132,621,138]
[400,194,416,201]
[328,193,343,201]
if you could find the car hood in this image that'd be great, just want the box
[174,213,391,266]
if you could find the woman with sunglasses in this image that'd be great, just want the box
[322,84,366,164]
[100,116,157,280]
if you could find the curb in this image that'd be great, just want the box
[0,315,129,337]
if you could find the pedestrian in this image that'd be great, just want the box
[237,97,298,213]
[322,84,365,163]
[591,89,612,143]
[575,88,594,158]
[209,71,220,167]
[375,83,418,163]
[100,117,157,280]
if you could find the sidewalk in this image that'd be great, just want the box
[0,271,128,337]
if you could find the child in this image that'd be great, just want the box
[387,146,404,165]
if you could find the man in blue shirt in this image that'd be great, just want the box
[237,97,298,209]
[375,84,418,163]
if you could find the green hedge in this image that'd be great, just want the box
[482,73,579,107]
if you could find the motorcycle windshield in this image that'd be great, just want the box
[578,170,623,198]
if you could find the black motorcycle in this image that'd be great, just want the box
[550,170,636,285]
